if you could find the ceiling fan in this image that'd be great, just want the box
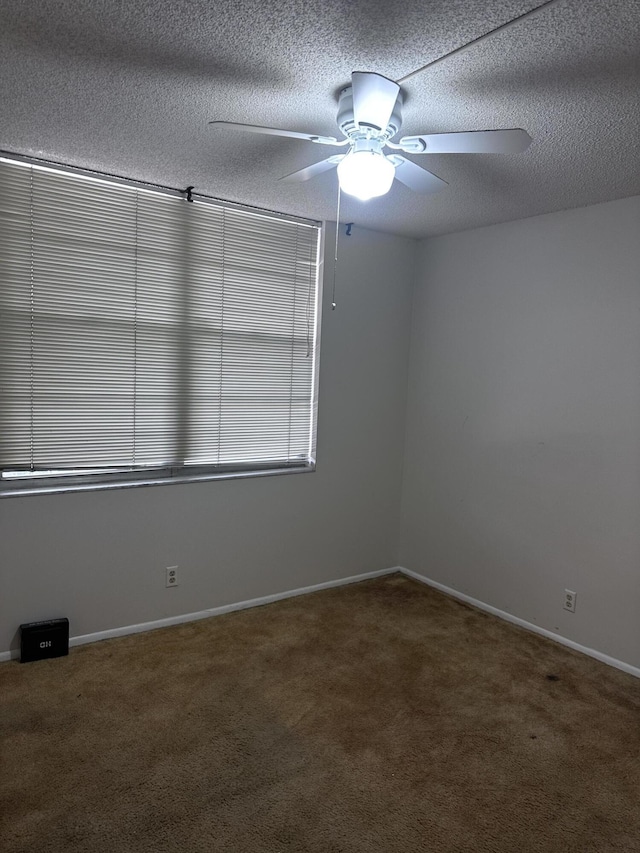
[209,71,532,202]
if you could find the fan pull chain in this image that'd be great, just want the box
[331,182,342,310]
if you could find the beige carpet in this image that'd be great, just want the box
[2,573,640,852]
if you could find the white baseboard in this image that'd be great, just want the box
[0,566,397,661]
[4,565,638,680]
[398,566,640,680]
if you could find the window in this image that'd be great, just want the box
[0,157,322,495]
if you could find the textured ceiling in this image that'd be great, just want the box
[0,0,638,238]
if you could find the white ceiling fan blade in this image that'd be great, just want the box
[209,121,346,146]
[351,72,400,132]
[391,156,448,194]
[398,128,532,154]
[280,155,344,183]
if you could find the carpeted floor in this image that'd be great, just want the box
[2,573,640,852]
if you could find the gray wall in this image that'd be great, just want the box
[400,195,640,668]
[7,194,640,669]
[0,224,415,654]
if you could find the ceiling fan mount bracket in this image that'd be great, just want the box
[336,86,404,144]
[400,138,427,153]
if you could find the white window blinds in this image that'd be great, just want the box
[0,157,321,488]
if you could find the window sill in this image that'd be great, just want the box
[0,462,316,498]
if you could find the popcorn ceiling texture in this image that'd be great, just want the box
[0,0,638,237]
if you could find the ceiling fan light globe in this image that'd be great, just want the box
[337,151,395,201]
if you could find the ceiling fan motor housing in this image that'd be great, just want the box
[337,86,404,141]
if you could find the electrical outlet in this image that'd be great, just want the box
[166,566,179,588]
[563,589,576,613]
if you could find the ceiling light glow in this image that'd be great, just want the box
[337,145,395,201]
